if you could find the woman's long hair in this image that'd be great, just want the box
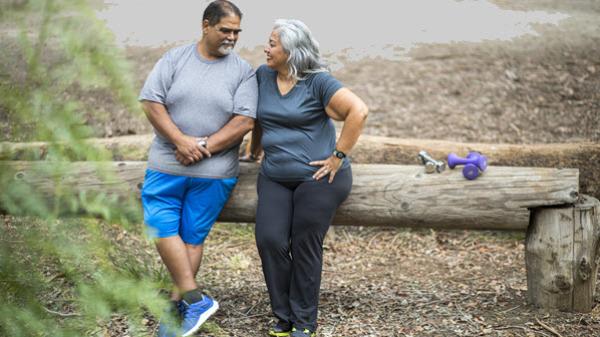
[273,19,328,80]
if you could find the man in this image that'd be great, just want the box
[138,1,257,336]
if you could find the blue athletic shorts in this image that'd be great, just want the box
[141,169,237,245]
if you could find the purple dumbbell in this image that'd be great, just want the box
[466,152,488,171]
[461,163,480,180]
[447,152,488,180]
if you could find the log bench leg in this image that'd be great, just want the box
[526,195,600,312]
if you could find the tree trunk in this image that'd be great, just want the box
[2,134,597,198]
[525,195,600,312]
[3,161,579,230]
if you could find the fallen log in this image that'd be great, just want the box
[5,161,595,311]
[3,161,578,230]
[357,136,598,200]
[2,134,597,198]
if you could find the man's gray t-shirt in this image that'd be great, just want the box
[256,65,349,181]
[139,43,257,178]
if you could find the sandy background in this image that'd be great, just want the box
[87,0,600,145]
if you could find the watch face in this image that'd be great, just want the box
[335,151,345,159]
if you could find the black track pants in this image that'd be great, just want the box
[255,167,352,331]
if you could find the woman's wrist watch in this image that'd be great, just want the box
[333,149,346,159]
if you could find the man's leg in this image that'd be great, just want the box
[176,176,237,336]
[141,170,195,336]
[164,244,204,302]
[180,176,238,276]
[186,244,204,278]
[142,169,197,294]
[156,237,199,294]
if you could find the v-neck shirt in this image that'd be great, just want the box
[256,64,349,181]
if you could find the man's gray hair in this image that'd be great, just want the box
[273,19,328,80]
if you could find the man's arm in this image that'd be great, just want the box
[198,64,257,156]
[141,100,210,165]
[200,115,255,154]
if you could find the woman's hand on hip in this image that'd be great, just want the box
[310,155,343,183]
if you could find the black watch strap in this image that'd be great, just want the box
[333,149,346,159]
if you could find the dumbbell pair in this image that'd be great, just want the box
[447,152,487,180]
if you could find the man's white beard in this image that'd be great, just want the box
[218,43,234,55]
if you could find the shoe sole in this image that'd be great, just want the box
[181,300,219,337]
[290,332,316,337]
[268,332,291,337]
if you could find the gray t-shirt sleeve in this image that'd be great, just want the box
[313,71,344,107]
[233,66,258,118]
[138,52,174,104]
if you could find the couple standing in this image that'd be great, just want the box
[138,1,368,336]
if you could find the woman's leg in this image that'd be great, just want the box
[288,168,352,332]
[255,174,295,324]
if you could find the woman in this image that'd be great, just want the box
[252,19,368,337]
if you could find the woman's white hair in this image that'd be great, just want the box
[273,19,328,80]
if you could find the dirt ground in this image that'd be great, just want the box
[3,0,600,336]
[179,224,600,337]
[99,1,600,335]
[117,1,600,335]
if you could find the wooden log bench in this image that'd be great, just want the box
[3,160,598,312]
[1,134,598,199]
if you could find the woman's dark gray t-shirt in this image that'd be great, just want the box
[256,64,349,181]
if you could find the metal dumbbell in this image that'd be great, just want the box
[447,152,488,180]
[418,150,446,173]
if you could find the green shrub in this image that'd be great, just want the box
[0,1,166,336]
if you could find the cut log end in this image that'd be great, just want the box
[526,195,600,312]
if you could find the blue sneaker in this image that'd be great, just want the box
[157,321,178,337]
[157,301,184,337]
[180,294,219,336]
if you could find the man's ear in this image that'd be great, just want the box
[202,19,210,34]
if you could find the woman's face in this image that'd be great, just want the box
[264,30,288,71]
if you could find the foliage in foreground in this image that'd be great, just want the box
[0,1,166,336]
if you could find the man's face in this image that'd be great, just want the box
[203,15,242,57]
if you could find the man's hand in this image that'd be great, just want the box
[174,135,211,166]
